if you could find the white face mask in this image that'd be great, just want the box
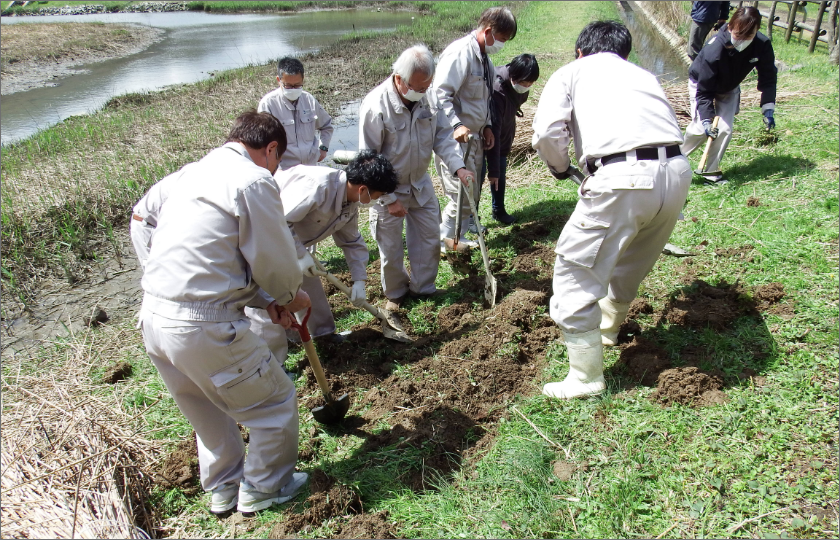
[358,188,376,208]
[484,32,505,54]
[403,87,425,102]
[731,37,753,52]
[511,82,530,93]
[282,87,303,101]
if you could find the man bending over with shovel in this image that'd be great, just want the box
[139,111,311,514]
[360,44,472,312]
[532,21,691,399]
[256,151,398,343]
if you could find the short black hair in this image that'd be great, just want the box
[345,150,398,194]
[477,6,517,40]
[227,109,287,156]
[508,53,539,83]
[277,57,304,78]
[575,20,632,59]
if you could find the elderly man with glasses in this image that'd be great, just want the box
[359,44,473,312]
[258,56,334,170]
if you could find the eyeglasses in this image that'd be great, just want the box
[282,83,303,90]
[407,82,431,93]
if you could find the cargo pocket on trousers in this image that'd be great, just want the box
[210,355,280,413]
[555,213,610,268]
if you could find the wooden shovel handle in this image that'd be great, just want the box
[698,116,720,173]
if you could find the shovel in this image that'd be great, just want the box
[447,134,477,255]
[288,307,350,425]
[695,115,722,177]
[311,258,413,343]
[462,176,498,308]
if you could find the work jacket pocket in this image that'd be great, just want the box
[415,114,434,153]
[383,121,404,157]
[555,213,610,268]
[297,111,317,147]
[210,353,280,413]
[463,72,485,99]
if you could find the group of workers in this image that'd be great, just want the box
[131,4,777,515]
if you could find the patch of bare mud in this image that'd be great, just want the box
[155,437,200,495]
[651,367,728,407]
[660,279,757,330]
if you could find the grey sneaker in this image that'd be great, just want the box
[467,215,487,235]
[236,472,309,513]
[210,482,239,514]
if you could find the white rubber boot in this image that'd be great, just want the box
[599,297,632,347]
[543,328,606,399]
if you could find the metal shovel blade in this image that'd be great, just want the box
[311,393,351,425]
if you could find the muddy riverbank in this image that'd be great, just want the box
[1,22,164,95]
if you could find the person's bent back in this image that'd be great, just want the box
[142,111,300,317]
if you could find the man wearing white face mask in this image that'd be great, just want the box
[359,44,472,311]
[247,151,398,345]
[429,6,517,250]
[681,6,777,185]
[258,57,334,170]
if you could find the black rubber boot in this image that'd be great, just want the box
[491,175,516,224]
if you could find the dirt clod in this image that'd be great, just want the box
[615,337,673,386]
[101,361,132,384]
[651,367,728,407]
[627,299,654,319]
[155,437,200,495]
[552,460,577,482]
[753,282,785,305]
[86,307,109,326]
[746,196,761,207]
[268,470,362,538]
[661,280,755,330]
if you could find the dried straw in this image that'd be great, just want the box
[1,329,161,539]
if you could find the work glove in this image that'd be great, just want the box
[350,280,366,307]
[762,109,776,130]
[297,253,326,278]
[702,120,719,139]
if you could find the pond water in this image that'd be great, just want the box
[0,9,414,145]
[617,1,689,84]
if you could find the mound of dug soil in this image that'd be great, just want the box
[155,437,200,495]
[651,367,727,407]
[614,337,673,386]
[660,279,757,330]
[268,470,368,539]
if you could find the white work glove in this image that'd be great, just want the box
[297,253,325,278]
[350,280,366,307]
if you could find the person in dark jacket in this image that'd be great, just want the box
[485,53,539,225]
[687,1,731,60]
[681,6,777,184]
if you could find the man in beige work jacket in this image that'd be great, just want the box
[430,6,517,247]
[140,111,311,515]
[248,152,398,349]
[360,44,472,311]
[258,57,333,170]
[532,22,690,400]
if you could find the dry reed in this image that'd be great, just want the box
[1,326,162,539]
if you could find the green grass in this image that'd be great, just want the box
[2,1,836,538]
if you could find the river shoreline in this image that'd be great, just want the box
[1,22,164,95]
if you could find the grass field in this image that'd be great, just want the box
[1,1,837,538]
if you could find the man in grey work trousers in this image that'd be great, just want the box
[532,21,691,399]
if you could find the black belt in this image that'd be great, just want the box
[588,145,682,171]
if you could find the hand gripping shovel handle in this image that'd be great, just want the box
[697,116,720,174]
[310,258,388,322]
[288,307,333,402]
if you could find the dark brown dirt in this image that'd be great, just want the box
[155,437,200,495]
[660,279,756,330]
[101,361,132,384]
[651,367,728,407]
[335,510,399,539]
[627,299,654,319]
[614,337,673,386]
[746,196,761,207]
[268,470,363,539]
